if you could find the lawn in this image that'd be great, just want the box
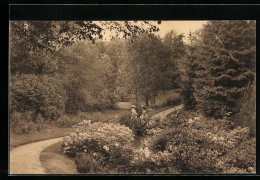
[9,109,130,150]
[10,125,74,150]
[40,142,79,174]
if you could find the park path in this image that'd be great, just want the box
[151,104,183,119]
[10,137,63,174]
[9,104,183,174]
[150,104,184,124]
[133,104,183,148]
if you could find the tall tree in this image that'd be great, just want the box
[179,31,198,110]
[10,21,160,119]
[10,21,160,75]
[119,34,173,106]
[193,21,255,118]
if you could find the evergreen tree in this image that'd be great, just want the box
[193,21,255,118]
[180,31,197,110]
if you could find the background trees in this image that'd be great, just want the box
[57,40,116,113]
[9,21,160,121]
[9,20,256,134]
[116,34,175,106]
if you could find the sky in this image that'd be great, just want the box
[155,20,207,38]
[96,21,208,42]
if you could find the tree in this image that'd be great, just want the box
[178,31,198,110]
[193,21,256,118]
[119,34,173,106]
[10,21,160,119]
[10,74,67,120]
[57,40,116,113]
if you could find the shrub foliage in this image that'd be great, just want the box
[61,120,134,173]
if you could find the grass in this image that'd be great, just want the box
[10,124,74,150]
[10,109,129,150]
[40,142,79,174]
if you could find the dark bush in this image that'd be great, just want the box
[118,112,146,136]
[56,115,81,128]
[118,112,134,129]
[10,111,36,134]
[10,74,67,121]
[75,152,106,173]
[82,112,106,123]
[233,79,256,135]
[161,96,182,108]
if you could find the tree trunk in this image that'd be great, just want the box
[145,95,149,106]
[135,91,139,106]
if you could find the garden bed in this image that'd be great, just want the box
[58,108,256,174]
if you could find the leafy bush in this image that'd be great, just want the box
[34,113,45,131]
[118,112,135,130]
[10,74,67,120]
[233,79,256,135]
[118,112,148,136]
[61,120,134,173]
[56,115,81,128]
[81,112,106,123]
[145,113,256,174]
[161,95,182,108]
[75,152,106,173]
[10,111,45,134]
[10,111,32,134]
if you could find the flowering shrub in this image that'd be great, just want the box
[61,109,255,174]
[118,112,147,136]
[145,111,256,174]
[118,112,135,129]
[61,120,134,172]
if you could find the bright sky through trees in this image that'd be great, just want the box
[96,21,207,43]
[155,21,207,42]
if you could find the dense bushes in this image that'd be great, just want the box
[61,120,134,173]
[56,115,81,128]
[233,78,256,135]
[145,111,256,174]
[118,112,135,130]
[118,112,149,136]
[10,111,45,134]
[59,107,255,174]
[10,74,67,120]
[161,96,182,107]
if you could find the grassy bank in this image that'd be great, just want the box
[10,109,129,150]
[40,142,79,174]
[10,125,74,150]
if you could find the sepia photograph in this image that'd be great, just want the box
[9,20,256,174]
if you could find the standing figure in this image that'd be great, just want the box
[140,105,148,126]
[131,105,138,120]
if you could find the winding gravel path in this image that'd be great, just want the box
[151,104,183,120]
[149,104,184,126]
[9,104,183,174]
[10,137,63,174]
